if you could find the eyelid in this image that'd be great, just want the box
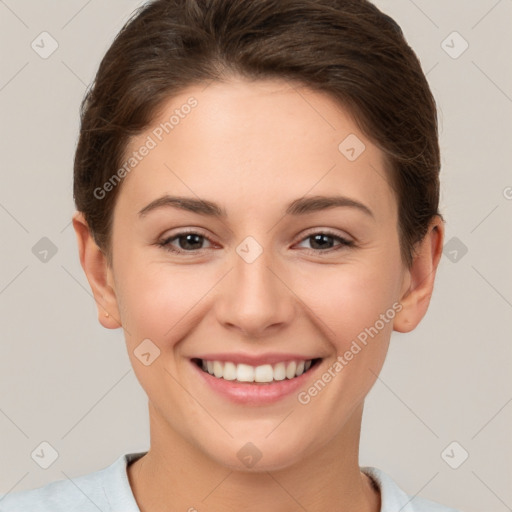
[292,227,354,251]
[296,227,353,242]
[159,226,211,240]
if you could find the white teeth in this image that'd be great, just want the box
[285,361,297,379]
[273,362,286,381]
[213,361,223,378]
[199,358,315,383]
[223,361,237,381]
[237,363,255,382]
[254,364,273,383]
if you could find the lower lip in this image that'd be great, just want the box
[191,360,321,405]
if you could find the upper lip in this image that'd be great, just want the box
[192,353,321,366]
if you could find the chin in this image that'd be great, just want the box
[199,433,315,473]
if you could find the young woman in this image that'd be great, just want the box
[1,0,461,510]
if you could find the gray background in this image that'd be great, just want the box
[0,1,511,511]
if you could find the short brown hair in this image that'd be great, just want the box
[73,0,441,267]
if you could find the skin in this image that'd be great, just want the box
[73,77,444,512]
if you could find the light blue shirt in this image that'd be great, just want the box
[0,452,461,511]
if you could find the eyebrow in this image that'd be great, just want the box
[138,194,374,219]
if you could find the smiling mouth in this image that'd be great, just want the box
[192,358,322,384]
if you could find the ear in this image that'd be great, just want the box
[393,215,445,333]
[72,212,122,329]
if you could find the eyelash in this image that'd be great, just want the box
[157,229,355,256]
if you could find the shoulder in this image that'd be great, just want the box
[361,466,463,512]
[0,470,110,512]
[0,452,145,512]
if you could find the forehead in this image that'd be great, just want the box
[117,78,396,224]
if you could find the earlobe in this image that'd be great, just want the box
[72,212,122,329]
[393,216,444,333]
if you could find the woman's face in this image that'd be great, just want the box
[104,78,411,470]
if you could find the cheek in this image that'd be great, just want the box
[304,262,400,340]
[114,263,208,398]
[303,270,396,400]
[295,257,401,405]
[115,257,213,345]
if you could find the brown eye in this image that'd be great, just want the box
[295,231,354,254]
[158,231,214,254]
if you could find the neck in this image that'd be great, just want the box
[128,402,380,512]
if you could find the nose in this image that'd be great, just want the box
[215,244,297,339]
